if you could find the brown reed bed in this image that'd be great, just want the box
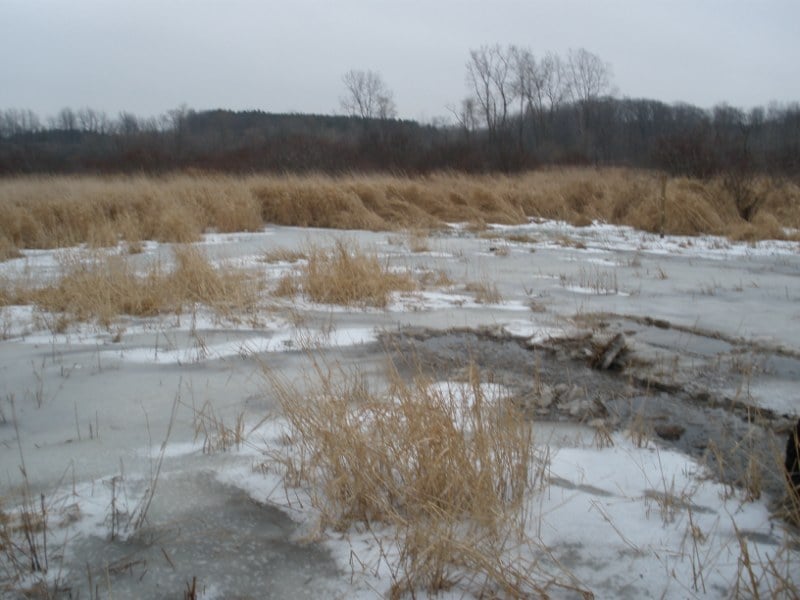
[1,169,798,259]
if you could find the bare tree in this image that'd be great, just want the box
[509,45,535,149]
[511,50,569,122]
[565,48,613,156]
[540,52,570,117]
[447,97,480,136]
[116,111,140,136]
[340,69,397,119]
[55,107,77,131]
[513,50,571,145]
[566,48,612,105]
[76,107,109,133]
[163,104,192,153]
[0,108,41,137]
[466,44,516,139]
[509,46,568,149]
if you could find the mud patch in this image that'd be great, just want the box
[381,320,800,506]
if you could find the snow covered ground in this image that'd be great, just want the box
[1,220,798,598]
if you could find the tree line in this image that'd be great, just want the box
[0,46,798,178]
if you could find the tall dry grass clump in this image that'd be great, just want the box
[252,176,390,230]
[22,247,261,327]
[275,240,415,308]
[168,246,262,315]
[348,179,441,228]
[28,252,168,326]
[411,175,527,225]
[511,168,615,224]
[0,235,21,262]
[628,178,729,236]
[760,179,800,227]
[265,360,568,597]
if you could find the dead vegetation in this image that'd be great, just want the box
[0,238,424,329]
[2,246,262,329]
[0,235,22,262]
[260,247,307,264]
[274,240,415,308]
[1,169,798,258]
[264,359,584,598]
[464,280,503,304]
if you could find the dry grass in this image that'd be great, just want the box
[0,174,263,250]
[3,169,797,260]
[264,359,577,597]
[0,496,51,596]
[0,235,22,262]
[464,280,503,304]
[417,268,453,288]
[190,399,248,454]
[6,246,262,328]
[274,240,415,308]
[576,266,620,295]
[261,247,307,264]
[502,232,539,244]
[665,406,799,596]
[168,246,262,317]
[407,229,431,253]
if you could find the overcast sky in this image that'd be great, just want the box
[1,0,798,123]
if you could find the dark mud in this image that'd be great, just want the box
[380,317,800,507]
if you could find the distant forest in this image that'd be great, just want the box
[1,100,797,179]
[1,45,798,178]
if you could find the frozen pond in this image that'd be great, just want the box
[1,220,799,598]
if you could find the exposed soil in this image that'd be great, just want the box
[380,316,800,509]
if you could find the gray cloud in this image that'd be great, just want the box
[1,0,798,121]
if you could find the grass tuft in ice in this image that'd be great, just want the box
[263,358,587,597]
[10,246,263,329]
[274,240,415,308]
